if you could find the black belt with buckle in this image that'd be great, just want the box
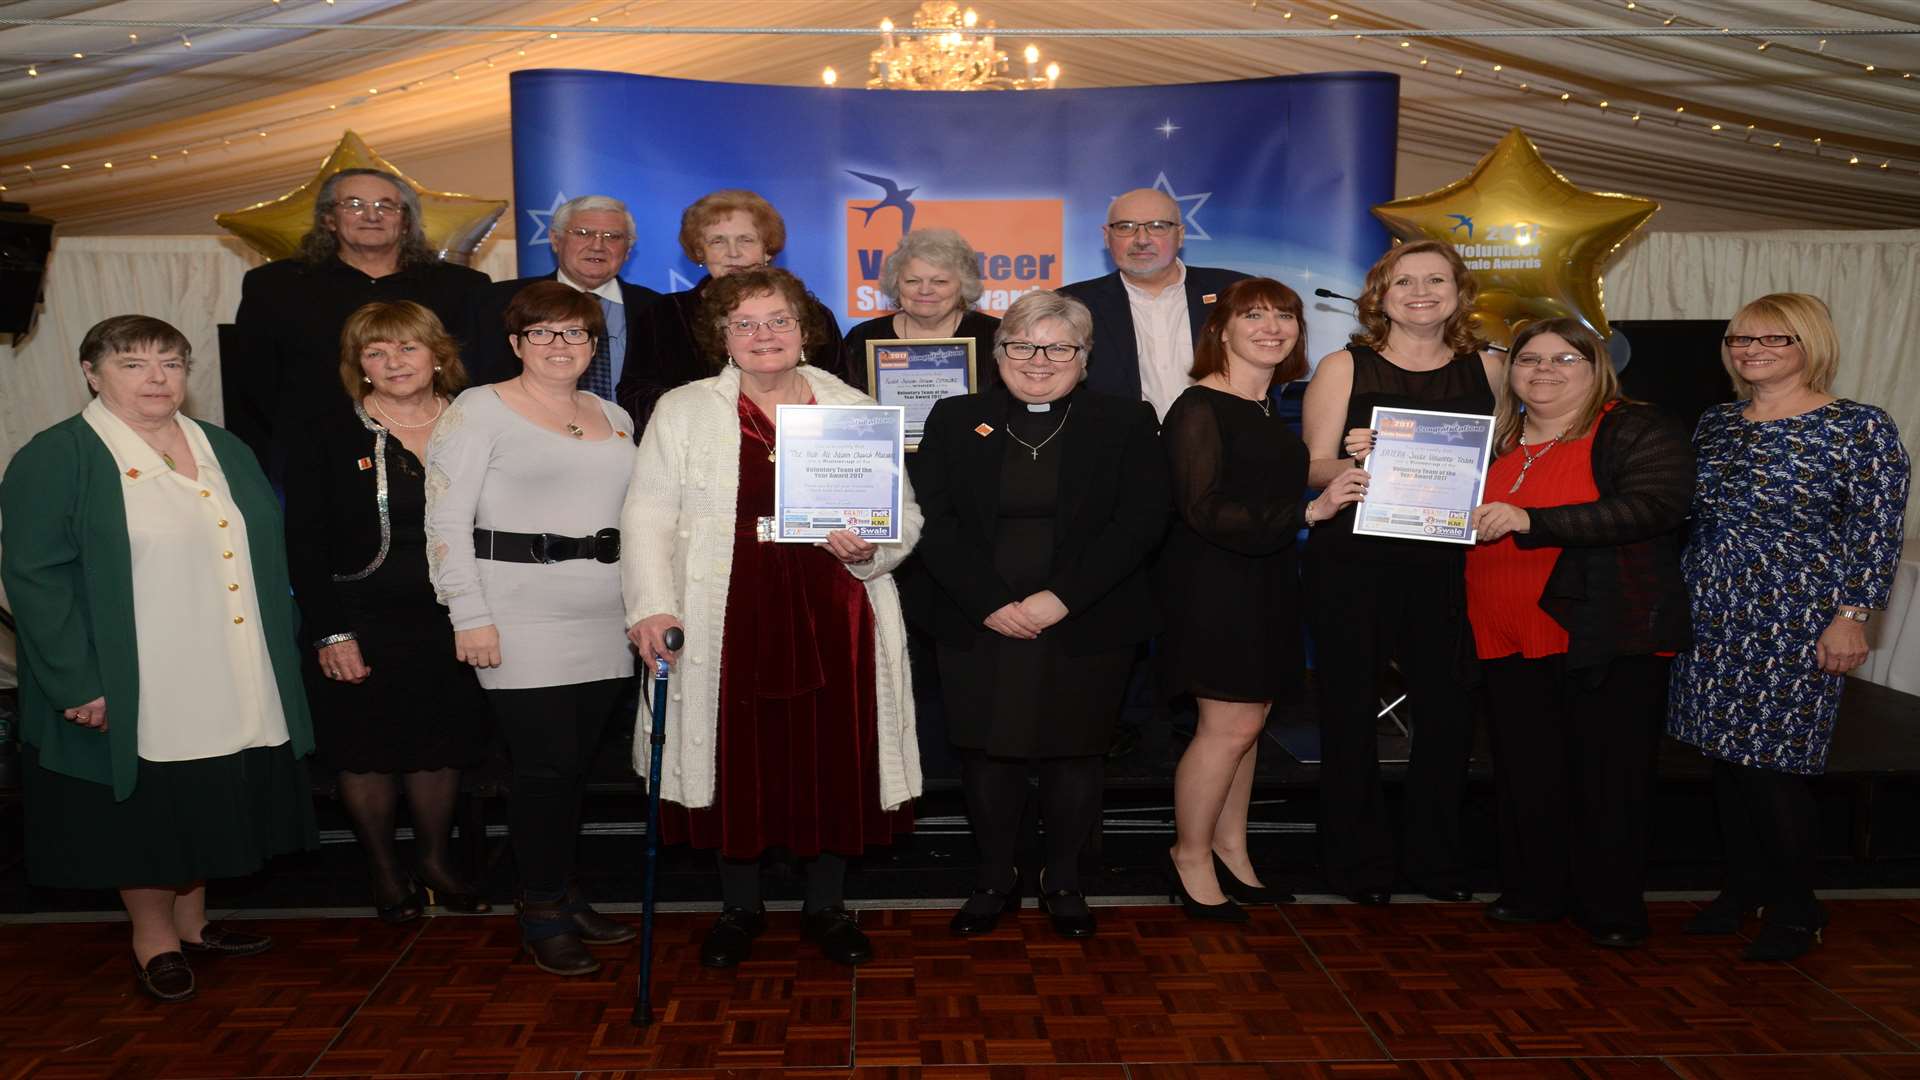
[474,527,621,565]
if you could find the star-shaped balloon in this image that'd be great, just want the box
[1372,128,1658,346]
[215,130,507,263]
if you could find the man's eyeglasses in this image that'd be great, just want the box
[1511,352,1590,368]
[518,327,592,345]
[1001,341,1084,362]
[724,315,800,338]
[563,226,630,244]
[1724,334,1800,349]
[336,197,403,218]
[1105,219,1179,237]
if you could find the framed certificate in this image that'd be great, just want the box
[1352,406,1496,545]
[772,404,907,543]
[864,337,977,451]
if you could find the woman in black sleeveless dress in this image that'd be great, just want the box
[1299,241,1503,904]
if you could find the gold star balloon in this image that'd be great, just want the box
[215,130,507,263]
[1372,127,1658,347]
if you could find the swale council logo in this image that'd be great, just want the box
[843,171,1064,319]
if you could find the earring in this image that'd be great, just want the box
[798,348,809,366]
[362,375,372,384]
[433,365,443,372]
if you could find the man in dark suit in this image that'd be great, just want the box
[464,194,660,397]
[1059,188,1247,420]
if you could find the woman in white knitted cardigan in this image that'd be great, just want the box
[620,267,923,970]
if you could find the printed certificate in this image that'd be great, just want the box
[864,338,977,450]
[1352,406,1495,545]
[773,404,906,543]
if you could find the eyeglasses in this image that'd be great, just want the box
[1724,334,1800,348]
[336,197,404,218]
[1000,341,1084,362]
[1105,219,1179,237]
[562,226,630,244]
[1511,352,1590,368]
[724,315,799,338]
[518,327,592,345]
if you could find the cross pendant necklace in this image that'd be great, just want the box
[1006,404,1072,461]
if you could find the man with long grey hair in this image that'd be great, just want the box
[231,167,489,477]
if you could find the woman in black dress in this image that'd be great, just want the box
[914,291,1169,938]
[285,301,492,921]
[1161,278,1369,921]
[1300,240,1503,905]
[840,228,1000,396]
[615,189,848,434]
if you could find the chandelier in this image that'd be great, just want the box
[821,1,1060,91]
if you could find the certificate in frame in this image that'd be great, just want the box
[864,337,977,451]
[772,404,907,543]
[1351,406,1496,545]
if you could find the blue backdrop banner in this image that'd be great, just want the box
[509,71,1398,372]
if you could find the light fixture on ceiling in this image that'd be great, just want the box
[835,1,1058,91]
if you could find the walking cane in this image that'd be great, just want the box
[631,625,683,1028]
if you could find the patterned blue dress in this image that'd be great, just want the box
[1668,400,1910,774]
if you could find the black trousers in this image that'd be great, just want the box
[1305,554,1476,894]
[1713,758,1820,925]
[1483,653,1667,928]
[486,678,629,896]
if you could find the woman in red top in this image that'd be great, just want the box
[1465,318,1692,949]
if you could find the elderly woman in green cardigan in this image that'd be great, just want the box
[0,316,317,1003]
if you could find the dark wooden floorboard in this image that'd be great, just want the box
[1,900,1917,1079]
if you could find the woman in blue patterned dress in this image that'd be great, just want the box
[1669,292,1909,962]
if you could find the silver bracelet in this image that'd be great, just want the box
[1836,608,1873,624]
[313,632,359,649]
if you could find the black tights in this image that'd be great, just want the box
[958,750,1104,896]
[716,851,849,913]
[337,767,464,902]
[1713,759,1820,923]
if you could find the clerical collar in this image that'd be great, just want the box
[1026,402,1053,413]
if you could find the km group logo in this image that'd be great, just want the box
[842,171,1064,319]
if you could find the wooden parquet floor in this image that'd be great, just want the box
[0,900,1915,1080]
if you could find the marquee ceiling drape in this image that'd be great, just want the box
[2,0,1917,234]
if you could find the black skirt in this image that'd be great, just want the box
[23,743,318,890]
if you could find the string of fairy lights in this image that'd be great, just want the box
[2,0,1916,195]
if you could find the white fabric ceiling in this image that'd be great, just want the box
[2,0,1917,236]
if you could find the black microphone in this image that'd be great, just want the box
[1313,287,1358,304]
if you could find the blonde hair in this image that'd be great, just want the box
[1722,292,1839,398]
[1491,318,1622,454]
[338,301,467,403]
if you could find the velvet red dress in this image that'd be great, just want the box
[660,394,916,859]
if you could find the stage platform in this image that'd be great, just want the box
[1,897,1918,1078]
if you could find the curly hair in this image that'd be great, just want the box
[676,189,787,264]
[294,168,438,268]
[693,267,833,370]
[1349,240,1484,356]
[338,301,467,403]
[877,228,984,308]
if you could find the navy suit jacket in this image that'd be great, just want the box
[461,272,661,388]
[1057,265,1249,402]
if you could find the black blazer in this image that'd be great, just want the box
[462,272,662,389]
[1058,265,1249,402]
[911,385,1171,656]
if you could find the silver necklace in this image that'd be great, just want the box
[1007,403,1073,461]
[370,395,445,430]
[521,378,585,438]
[1508,425,1563,494]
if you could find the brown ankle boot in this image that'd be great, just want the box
[519,898,600,976]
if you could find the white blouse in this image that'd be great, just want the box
[82,398,291,762]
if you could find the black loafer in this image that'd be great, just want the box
[700,905,767,968]
[1484,899,1564,924]
[181,923,274,957]
[1589,923,1650,949]
[949,871,1021,936]
[1038,887,1097,939]
[1424,888,1475,903]
[802,906,872,966]
[1684,893,1763,935]
[1345,891,1393,907]
[134,951,195,1002]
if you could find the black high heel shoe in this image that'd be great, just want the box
[1163,850,1248,924]
[373,877,426,925]
[950,869,1023,936]
[1211,851,1294,905]
[421,879,492,915]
